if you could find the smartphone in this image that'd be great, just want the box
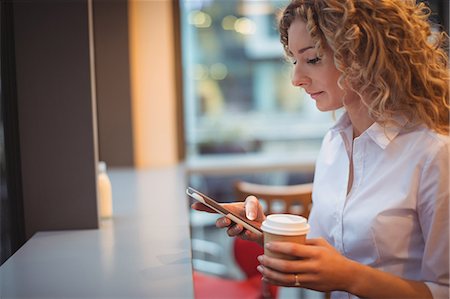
[186,187,262,236]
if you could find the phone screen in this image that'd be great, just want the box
[187,187,262,235]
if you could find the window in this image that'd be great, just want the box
[180,0,334,161]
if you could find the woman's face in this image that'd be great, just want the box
[287,19,356,111]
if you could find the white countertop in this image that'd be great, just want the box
[0,166,194,299]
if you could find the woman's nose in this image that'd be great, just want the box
[291,65,309,87]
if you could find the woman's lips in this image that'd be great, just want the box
[310,91,324,100]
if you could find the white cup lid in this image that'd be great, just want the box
[261,214,309,236]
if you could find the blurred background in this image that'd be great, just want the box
[0,0,448,298]
[181,0,331,200]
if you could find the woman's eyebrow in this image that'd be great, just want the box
[298,46,314,54]
[287,45,314,56]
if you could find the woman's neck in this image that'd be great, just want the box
[345,101,374,138]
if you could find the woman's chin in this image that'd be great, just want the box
[315,102,344,112]
[315,104,333,112]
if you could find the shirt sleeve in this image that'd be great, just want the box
[417,140,449,299]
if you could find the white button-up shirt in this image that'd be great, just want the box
[308,113,449,299]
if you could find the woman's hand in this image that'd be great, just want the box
[191,195,266,244]
[257,238,353,292]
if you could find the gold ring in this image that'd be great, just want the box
[294,274,301,286]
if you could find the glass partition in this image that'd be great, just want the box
[180,0,334,159]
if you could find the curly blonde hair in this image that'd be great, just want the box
[279,0,449,134]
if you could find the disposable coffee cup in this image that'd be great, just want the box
[261,214,310,260]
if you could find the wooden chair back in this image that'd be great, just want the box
[234,181,313,218]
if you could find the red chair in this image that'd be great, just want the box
[193,237,278,299]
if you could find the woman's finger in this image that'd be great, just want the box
[215,216,231,228]
[262,275,316,288]
[258,255,317,274]
[258,265,320,288]
[244,195,259,220]
[265,242,318,259]
[305,237,330,247]
[226,224,244,237]
[257,265,313,287]
[191,202,217,213]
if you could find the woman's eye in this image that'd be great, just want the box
[307,57,321,64]
[292,59,297,65]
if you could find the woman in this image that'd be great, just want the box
[193,0,449,298]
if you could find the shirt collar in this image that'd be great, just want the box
[329,112,352,140]
[329,112,405,150]
[365,119,404,149]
